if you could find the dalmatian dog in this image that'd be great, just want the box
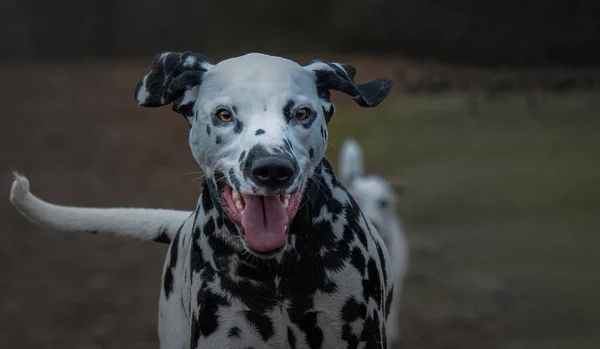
[10,52,394,349]
[338,138,410,348]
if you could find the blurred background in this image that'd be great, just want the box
[1,1,599,348]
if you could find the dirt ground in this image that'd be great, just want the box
[1,60,598,349]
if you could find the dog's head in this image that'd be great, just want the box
[338,138,402,241]
[135,52,392,256]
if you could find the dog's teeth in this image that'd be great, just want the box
[232,190,245,210]
[235,199,244,210]
[280,194,291,208]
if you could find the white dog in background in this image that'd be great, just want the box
[338,138,409,348]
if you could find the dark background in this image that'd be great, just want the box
[1,1,599,349]
[1,0,600,66]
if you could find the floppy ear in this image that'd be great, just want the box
[338,138,365,187]
[134,51,213,117]
[303,60,393,123]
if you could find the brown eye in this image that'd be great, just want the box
[295,108,310,121]
[216,109,233,122]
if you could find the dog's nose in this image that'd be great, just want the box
[250,157,296,188]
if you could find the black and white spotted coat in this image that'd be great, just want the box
[160,159,393,349]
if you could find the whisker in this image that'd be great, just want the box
[188,175,206,186]
[174,171,205,178]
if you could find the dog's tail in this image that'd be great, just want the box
[9,172,192,244]
[338,138,365,187]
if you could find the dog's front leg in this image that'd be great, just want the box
[158,219,194,349]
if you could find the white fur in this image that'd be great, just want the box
[338,139,409,347]
[9,172,191,241]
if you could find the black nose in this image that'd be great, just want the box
[250,157,296,188]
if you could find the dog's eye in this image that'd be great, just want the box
[295,108,310,121]
[378,199,389,209]
[216,109,233,122]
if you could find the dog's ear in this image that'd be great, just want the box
[338,138,365,187]
[135,51,213,117]
[303,60,393,123]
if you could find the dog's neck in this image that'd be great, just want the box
[191,158,365,267]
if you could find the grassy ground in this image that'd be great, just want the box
[328,92,600,348]
[1,61,599,348]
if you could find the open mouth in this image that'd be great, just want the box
[222,184,304,253]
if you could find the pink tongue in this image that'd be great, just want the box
[241,196,288,252]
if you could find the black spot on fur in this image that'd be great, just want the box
[341,297,367,349]
[233,119,244,134]
[153,230,171,244]
[154,228,171,244]
[163,227,182,298]
[309,148,314,159]
[190,228,203,275]
[219,262,278,314]
[329,198,343,220]
[294,311,323,349]
[203,216,216,237]
[341,297,362,322]
[283,100,294,120]
[228,326,241,338]
[229,168,241,191]
[244,310,275,342]
[363,258,383,308]
[215,135,222,144]
[196,288,230,337]
[255,129,265,136]
[206,124,211,135]
[238,151,247,164]
[207,235,236,257]
[201,182,214,214]
[360,311,383,347]
[176,100,195,117]
[351,247,366,276]
[375,241,388,292]
[288,327,297,349]
[322,281,338,293]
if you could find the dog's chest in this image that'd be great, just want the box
[191,253,369,349]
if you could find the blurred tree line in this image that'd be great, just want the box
[1,0,598,67]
